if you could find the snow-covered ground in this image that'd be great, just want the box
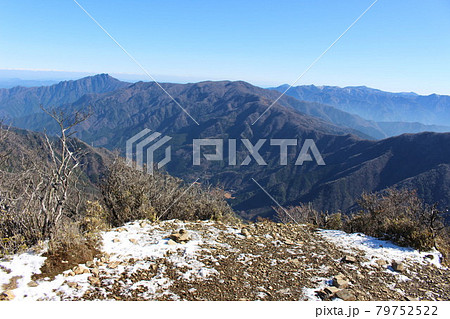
[319,230,443,268]
[0,220,233,300]
[0,220,446,301]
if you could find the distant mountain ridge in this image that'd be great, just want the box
[3,75,449,140]
[0,74,130,118]
[10,79,450,219]
[271,84,450,127]
[0,78,59,89]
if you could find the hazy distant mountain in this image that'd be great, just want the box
[7,74,446,140]
[376,121,450,137]
[271,84,450,127]
[0,74,130,118]
[0,78,59,88]
[12,80,450,219]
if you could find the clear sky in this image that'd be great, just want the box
[0,0,449,94]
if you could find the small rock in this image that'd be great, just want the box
[405,296,419,301]
[290,258,301,268]
[73,265,90,275]
[392,261,405,273]
[418,288,427,293]
[88,276,101,286]
[333,278,349,289]
[167,239,177,245]
[117,228,127,232]
[100,256,109,263]
[324,286,341,296]
[335,289,356,301]
[241,228,251,238]
[424,254,434,260]
[375,259,387,267]
[342,255,357,263]
[27,281,39,288]
[0,290,15,301]
[169,229,191,243]
[86,261,94,268]
[66,281,78,289]
[332,274,350,289]
[150,264,158,272]
[284,239,295,245]
[179,232,190,241]
[316,290,329,300]
[129,238,138,244]
[112,238,120,243]
[91,268,100,277]
[108,261,120,269]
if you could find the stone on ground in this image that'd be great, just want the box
[73,265,90,275]
[332,274,350,288]
[335,289,356,301]
[169,229,191,243]
[342,255,357,263]
[392,261,405,272]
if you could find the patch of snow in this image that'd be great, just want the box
[302,277,331,301]
[319,230,443,268]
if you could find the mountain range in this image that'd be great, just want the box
[3,75,449,140]
[0,73,129,119]
[272,84,450,130]
[2,75,448,219]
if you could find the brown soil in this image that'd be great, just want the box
[33,242,101,280]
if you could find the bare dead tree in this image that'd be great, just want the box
[38,106,91,236]
[0,107,91,253]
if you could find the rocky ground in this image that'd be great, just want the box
[0,219,448,301]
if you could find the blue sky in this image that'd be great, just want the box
[0,0,449,94]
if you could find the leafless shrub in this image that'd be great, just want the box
[47,217,85,255]
[347,188,448,251]
[275,202,343,230]
[325,212,343,230]
[80,200,109,241]
[275,202,327,226]
[101,157,237,226]
[0,107,90,255]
